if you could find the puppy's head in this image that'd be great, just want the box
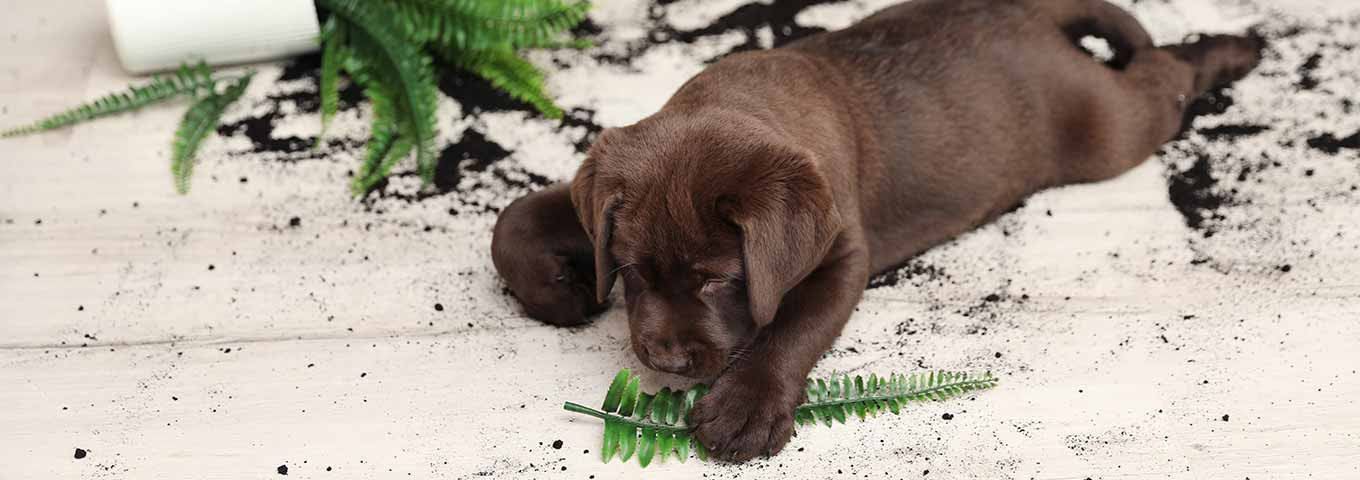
[571,113,841,378]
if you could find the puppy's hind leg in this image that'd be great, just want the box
[1063,35,1266,183]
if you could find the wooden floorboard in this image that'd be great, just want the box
[2,0,1358,478]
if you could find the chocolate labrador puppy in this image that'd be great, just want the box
[569,0,1263,461]
[492,184,607,326]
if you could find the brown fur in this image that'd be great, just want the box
[564,0,1264,461]
[492,184,607,326]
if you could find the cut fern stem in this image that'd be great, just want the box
[563,368,999,467]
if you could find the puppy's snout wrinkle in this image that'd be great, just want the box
[640,339,693,374]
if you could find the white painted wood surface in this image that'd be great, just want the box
[2,1,1358,478]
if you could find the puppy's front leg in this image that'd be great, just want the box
[691,247,869,462]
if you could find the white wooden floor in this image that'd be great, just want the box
[2,0,1358,479]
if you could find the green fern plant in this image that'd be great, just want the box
[563,368,1000,467]
[317,0,591,195]
[2,0,591,196]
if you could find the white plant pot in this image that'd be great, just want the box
[106,0,321,74]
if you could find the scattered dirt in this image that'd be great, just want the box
[1307,130,1360,154]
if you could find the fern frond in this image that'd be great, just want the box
[337,39,412,196]
[349,72,402,195]
[320,0,441,185]
[387,0,592,51]
[564,368,999,467]
[796,370,998,428]
[318,18,347,143]
[439,46,562,118]
[525,38,594,50]
[2,62,216,138]
[171,73,254,194]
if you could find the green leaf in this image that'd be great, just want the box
[619,424,637,461]
[618,376,640,417]
[389,0,592,52]
[638,427,657,468]
[320,0,440,186]
[527,37,595,50]
[3,61,216,138]
[338,39,411,196]
[668,388,684,425]
[318,17,346,143]
[438,45,563,118]
[635,393,654,421]
[172,73,253,194]
[566,368,1000,467]
[601,420,619,463]
[652,388,671,424]
[601,369,629,412]
[673,431,690,462]
[656,430,673,463]
[681,387,702,424]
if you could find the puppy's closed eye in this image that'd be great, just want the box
[700,278,743,297]
[620,265,650,288]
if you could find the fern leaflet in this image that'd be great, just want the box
[318,17,347,143]
[171,73,254,194]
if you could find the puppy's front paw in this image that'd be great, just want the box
[690,370,801,462]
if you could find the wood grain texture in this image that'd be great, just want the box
[2,0,1359,478]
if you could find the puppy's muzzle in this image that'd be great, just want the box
[638,340,693,375]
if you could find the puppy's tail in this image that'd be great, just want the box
[1025,0,1154,69]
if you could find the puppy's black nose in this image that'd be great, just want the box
[641,342,692,374]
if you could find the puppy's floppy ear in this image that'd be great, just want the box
[570,148,620,304]
[728,146,842,328]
